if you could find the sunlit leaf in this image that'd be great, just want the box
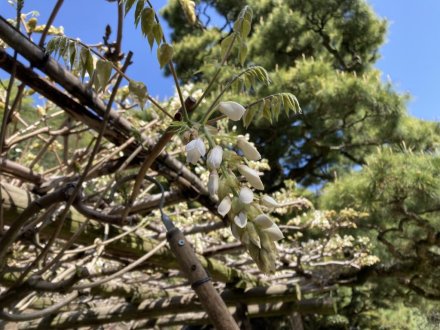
[141,7,155,36]
[157,43,173,68]
[129,80,148,109]
[124,0,136,16]
[134,0,145,27]
[96,59,113,90]
[220,34,234,60]
[153,23,163,45]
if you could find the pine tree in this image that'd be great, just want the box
[163,0,440,327]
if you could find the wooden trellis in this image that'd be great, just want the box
[0,11,336,329]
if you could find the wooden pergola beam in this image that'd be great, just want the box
[0,182,264,287]
[15,289,334,329]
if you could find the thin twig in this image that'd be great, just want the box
[74,240,167,290]
[38,0,64,47]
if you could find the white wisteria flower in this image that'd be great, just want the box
[206,145,223,170]
[254,214,284,241]
[218,196,231,217]
[239,187,253,204]
[186,138,206,164]
[208,170,219,197]
[237,136,261,161]
[261,195,281,208]
[234,211,248,228]
[237,164,264,190]
[218,101,246,121]
[254,213,274,229]
[263,224,284,241]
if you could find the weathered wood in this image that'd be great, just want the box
[13,289,334,329]
[0,19,219,217]
[0,158,44,185]
[167,227,239,330]
[0,182,264,287]
[132,300,332,329]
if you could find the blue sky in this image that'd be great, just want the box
[1,0,439,121]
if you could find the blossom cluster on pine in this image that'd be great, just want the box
[182,101,287,273]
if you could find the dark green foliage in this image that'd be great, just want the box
[161,0,425,186]
[163,0,440,327]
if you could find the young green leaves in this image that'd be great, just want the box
[157,43,174,68]
[128,80,148,109]
[234,6,253,66]
[124,0,164,50]
[244,93,302,128]
[219,6,253,66]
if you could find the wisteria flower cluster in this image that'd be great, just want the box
[183,101,285,273]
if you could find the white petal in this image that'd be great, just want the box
[237,165,264,190]
[234,212,247,228]
[237,136,261,161]
[207,146,223,170]
[239,187,253,204]
[194,138,206,157]
[186,148,200,164]
[261,195,281,208]
[208,170,219,197]
[186,138,206,164]
[218,196,231,217]
[254,214,274,229]
[263,224,284,241]
[218,101,246,121]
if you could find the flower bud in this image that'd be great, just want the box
[230,223,241,240]
[237,136,261,161]
[263,224,284,241]
[206,145,223,170]
[246,222,261,248]
[237,165,264,190]
[234,211,247,228]
[239,187,253,204]
[218,101,246,121]
[261,195,281,208]
[186,138,206,164]
[254,214,274,229]
[208,170,219,197]
[218,196,232,217]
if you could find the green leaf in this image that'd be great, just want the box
[68,41,77,68]
[243,6,253,23]
[129,80,148,109]
[141,7,155,36]
[153,23,163,45]
[241,19,251,38]
[157,43,173,68]
[46,37,60,53]
[263,99,272,124]
[134,0,145,27]
[272,96,281,121]
[282,93,293,115]
[58,37,69,59]
[233,20,241,34]
[220,34,234,60]
[147,32,155,50]
[96,59,113,90]
[79,47,94,80]
[85,50,94,78]
[243,104,258,128]
[239,43,248,66]
[124,0,136,16]
[244,74,252,91]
